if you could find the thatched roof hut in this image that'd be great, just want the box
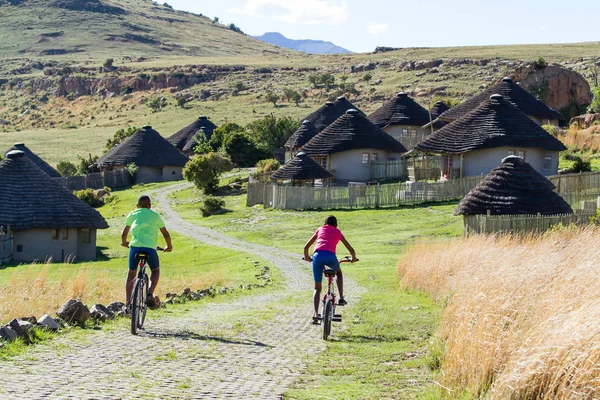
[168,116,217,154]
[0,151,108,230]
[301,109,407,156]
[430,100,450,120]
[454,156,572,216]
[438,77,564,123]
[416,95,566,155]
[303,96,366,134]
[368,92,431,128]
[97,126,188,169]
[270,152,333,183]
[4,143,60,178]
[285,120,318,150]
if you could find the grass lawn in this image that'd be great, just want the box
[0,182,281,325]
[170,184,464,398]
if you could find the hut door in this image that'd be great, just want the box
[441,155,454,179]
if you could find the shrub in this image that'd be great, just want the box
[56,161,78,176]
[210,122,244,150]
[183,152,233,194]
[223,132,271,167]
[76,154,99,175]
[255,158,280,174]
[103,58,114,69]
[176,96,188,108]
[74,189,103,208]
[572,156,592,173]
[535,56,548,69]
[120,85,133,95]
[246,114,300,150]
[105,126,138,151]
[200,196,226,217]
[126,163,139,181]
[148,96,167,111]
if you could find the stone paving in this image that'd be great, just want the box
[0,183,363,399]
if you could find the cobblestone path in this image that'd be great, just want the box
[0,183,363,399]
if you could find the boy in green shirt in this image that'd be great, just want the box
[121,195,172,309]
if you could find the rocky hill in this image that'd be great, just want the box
[252,32,352,54]
[0,0,289,59]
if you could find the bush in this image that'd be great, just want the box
[105,126,138,151]
[183,153,233,194]
[246,114,300,150]
[103,58,114,69]
[74,189,103,208]
[535,56,548,69]
[210,122,245,151]
[572,156,592,173]
[200,196,226,217]
[255,158,280,174]
[126,163,139,181]
[76,154,99,175]
[224,132,271,167]
[56,161,78,176]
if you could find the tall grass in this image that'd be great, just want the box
[559,126,600,153]
[398,227,600,399]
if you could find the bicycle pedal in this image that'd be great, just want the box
[332,317,342,322]
[334,314,342,318]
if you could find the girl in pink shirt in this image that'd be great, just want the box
[304,215,357,323]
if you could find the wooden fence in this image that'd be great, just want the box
[264,175,483,210]
[370,160,408,181]
[463,210,597,235]
[0,225,12,264]
[53,169,130,191]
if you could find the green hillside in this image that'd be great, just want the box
[0,0,289,60]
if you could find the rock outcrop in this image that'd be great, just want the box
[569,113,600,128]
[512,63,592,118]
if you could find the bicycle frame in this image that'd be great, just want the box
[130,254,149,335]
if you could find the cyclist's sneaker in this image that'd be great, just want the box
[337,298,348,306]
[147,295,161,310]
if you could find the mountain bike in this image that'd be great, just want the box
[130,247,163,335]
[318,256,358,341]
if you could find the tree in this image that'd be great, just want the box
[148,96,167,111]
[588,85,600,113]
[193,132,213,155]
[57,161,78,176]
[76,154,99,175]
[246,114,300,150]
[282,87,295,102]
[223,133,271,167]
[210,122,245,150]
[105,126,138,151]
[183,152,233,194]
[363,72,373,83]
[176,96,188,108]
[291,91,302,107]
[255,158,280,174]
[103,58,114,69]
[308,74,320,89]
[266,91,279,107]
[213,16,219,23]
[321,73,335,89]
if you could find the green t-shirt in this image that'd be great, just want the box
[124,208,165,249]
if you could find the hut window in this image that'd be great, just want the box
[411,129,417,136]
[372,153,379,162]
[544,156,552,170]
[402,129,409,137]
[61,229,69,240]
[362,153,370,164]
[508,149,515,156]
[518,150,526,160]
[16,245,23,253]
[81,229,91,244]
[52,229,59,240]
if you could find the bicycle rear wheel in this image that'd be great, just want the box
[130,278,146,335]
[323,299,333,340]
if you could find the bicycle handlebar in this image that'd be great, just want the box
[302,256,358,263]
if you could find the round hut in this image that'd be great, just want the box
[455,156,573,233]
[96,126,189,184]
[0,150,108,262]
[284,120,318,161]
[4,143,61,178]
[168,116,217,156]
[270,152,333,186]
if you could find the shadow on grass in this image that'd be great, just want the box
[301,199,459,213]
[142,329,272,348]
[330,334,411,343]
[95,246,111,261]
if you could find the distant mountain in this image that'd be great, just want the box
[253,32,352,55]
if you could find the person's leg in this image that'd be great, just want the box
[313,282,322,318]
[312,252,325,318]
[126,247,138,305]
[336,268,344,301]
[147,249,160,296]
[149,268,160,296]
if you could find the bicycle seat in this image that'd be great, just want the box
[323,268,337,277]
[135,253,149,261]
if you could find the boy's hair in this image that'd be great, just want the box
[137,195,151,208]
[324,215,337,227]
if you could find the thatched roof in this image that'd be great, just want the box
[181,127,209,153]
[96,126,189,168]
[168,116,217,152]
[438,77,564,122]
[430,101,450,120]
[270,152,333,181]
[4,143,61,178]
[285,120,318,149]
[455,156,572,216]
[415,94,567,154]
[304,96,366,133]
[301,109,407,156]
[0,151,109,231]
[368,92,431,128]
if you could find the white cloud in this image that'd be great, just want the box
[368,23,389,36]
[229,0,348,25]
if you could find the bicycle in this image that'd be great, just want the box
[130,246,163,335]
[307,256,358,340]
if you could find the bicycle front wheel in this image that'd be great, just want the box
[323,299,333,340]
[130,278,146,335]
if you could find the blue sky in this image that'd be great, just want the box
[168,0,600,53]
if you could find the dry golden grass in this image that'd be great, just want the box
[559,126,600,153]
[398,227,600,399]
[0,264,227,322]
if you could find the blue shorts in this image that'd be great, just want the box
[128,247,160,271]
[312,250,339,283]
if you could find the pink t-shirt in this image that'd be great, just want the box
[314,225,343,254]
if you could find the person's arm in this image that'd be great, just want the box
[304,233,318,261]
[121,226,131,248]
[160,227,173,252]
[340,236,357,262]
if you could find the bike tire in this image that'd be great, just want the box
[130,279,141,335]
[323,299,333,340]
[139,277,148,329]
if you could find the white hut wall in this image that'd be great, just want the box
[383,125,430,149]
[162,166,184,182]
[12,228,79,262]
[330,149,403,183]
[462,147,559,177]
[136,166,163,184]
[77,228,98,261]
